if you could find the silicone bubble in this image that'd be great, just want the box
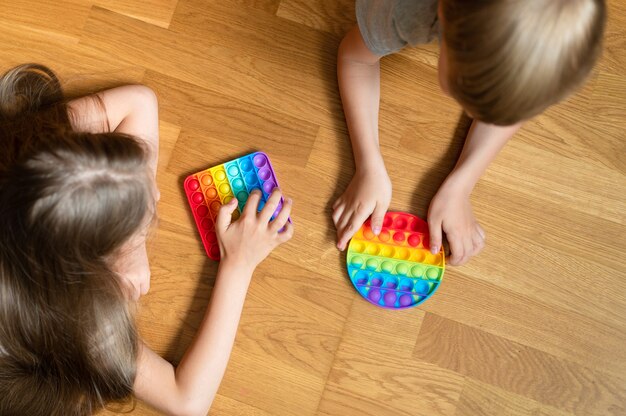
[346,212,445,309]
[240,158,253,172]
[187,178,200,191]
[192,193,204,204]
[368,289,382,303]
[184,152,290,261]
[200,174,212,186]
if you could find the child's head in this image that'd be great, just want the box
[437,0,606,125]
[0,64,155,415]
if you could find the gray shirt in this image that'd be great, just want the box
[356,0,439,56]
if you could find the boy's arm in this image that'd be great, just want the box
[334,25,392,250]
[428,120,522,265]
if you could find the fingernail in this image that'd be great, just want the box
[372,226,381,235]
[431,245,439,254]
[287,198,292,204]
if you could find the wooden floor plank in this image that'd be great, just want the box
[415,314,626,416]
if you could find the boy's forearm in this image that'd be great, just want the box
[338,27,385,173]
[172,260,253,413]
[446,119,522,193]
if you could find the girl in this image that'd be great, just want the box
[0,64,293,416]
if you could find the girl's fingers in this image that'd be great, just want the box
[277,221,294,243]
[269,197,292,233]
[259,189,282,223]
[243,189,262,216]
[216,198,238,232]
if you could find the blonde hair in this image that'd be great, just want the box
[441,0,606,125]
[0,64,152,415]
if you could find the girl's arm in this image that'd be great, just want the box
[67,85,160,175]
[133,191,293,416]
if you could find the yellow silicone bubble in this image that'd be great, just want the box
[380,246,395,258]
[219,184,231,194]
[215,170,226,181]
[366,243,380,256]
[412,250,425,263]
[351,241,365,253]
[396,247,410,260]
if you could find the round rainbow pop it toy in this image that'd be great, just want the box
[184,151,287,260]
[346,212,445,309]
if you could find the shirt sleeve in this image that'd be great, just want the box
[356,0,439,56]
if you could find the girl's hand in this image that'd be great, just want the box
[215,189,293,272]
[333,168,392,251]
[427,180,485,266]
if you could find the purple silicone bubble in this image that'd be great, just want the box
[253,154,267,168]
[399,294,413,307]
[258,168,272,181]
[272,201,282,218]
[368,288,382,303]
[385,278,398,289]
[263,180,276,194]
[383,291,397,306]
[370,276,383,287]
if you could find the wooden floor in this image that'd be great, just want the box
[3,1,626,415]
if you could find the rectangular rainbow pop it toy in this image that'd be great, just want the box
[184,152,285,260]
[346,212,445,309]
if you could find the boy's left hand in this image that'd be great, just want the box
[427,180,485,266]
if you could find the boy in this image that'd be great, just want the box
[333,0,606,265]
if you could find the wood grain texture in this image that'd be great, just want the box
[1,0,625,415]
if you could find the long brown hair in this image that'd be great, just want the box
[441,0,606,125]
[0,64,152,415]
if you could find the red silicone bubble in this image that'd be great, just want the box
[192,192,204,204]
[187,178,200,191]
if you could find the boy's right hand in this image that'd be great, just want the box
[215,189,293,272]
[332,169,392,251]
